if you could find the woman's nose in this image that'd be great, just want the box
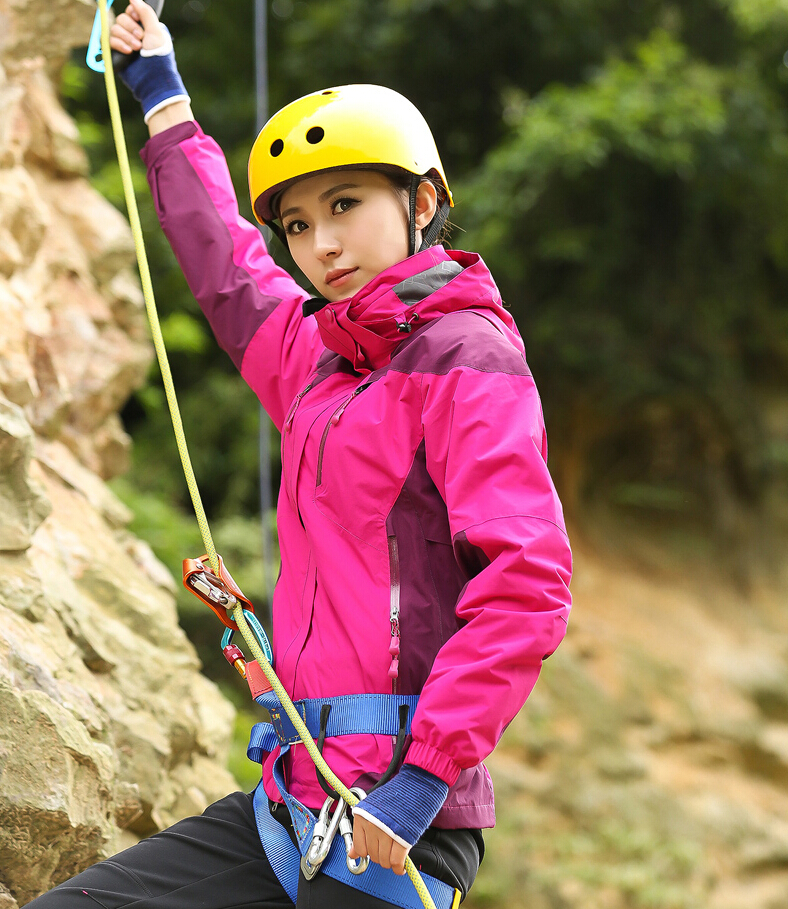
[313,222,341,259]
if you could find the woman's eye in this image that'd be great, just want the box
[284,219,308,236]
[332,197,359,215]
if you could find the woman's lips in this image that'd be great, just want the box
[326,267,358,288]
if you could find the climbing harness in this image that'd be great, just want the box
[246,691,458,908]
[89,3,454,907]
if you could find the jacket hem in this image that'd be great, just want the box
[433,802,496,830]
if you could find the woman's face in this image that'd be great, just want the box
[278,169,435,302]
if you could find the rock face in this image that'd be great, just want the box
[0,2,237,906]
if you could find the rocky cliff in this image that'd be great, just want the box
[0,2,237,905]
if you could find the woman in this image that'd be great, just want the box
[28,1,572,905]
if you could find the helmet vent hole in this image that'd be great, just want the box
[270,139,284,157]
[321,90,334,95]
[306,126,325,144]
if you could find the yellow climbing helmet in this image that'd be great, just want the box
[248,83,453,226]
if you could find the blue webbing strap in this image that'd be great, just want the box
[253,789,300,904]
[319,832,459,909]
[248,693,420,762]
[253,785,459,909]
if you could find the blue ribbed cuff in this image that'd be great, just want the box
[354,765,449,847]
[118,27,188,121]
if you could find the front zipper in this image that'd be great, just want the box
[387,533,401,695]
[314,384,368,487]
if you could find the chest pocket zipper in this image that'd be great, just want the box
[315,384,369,487]
[284,381,314,433]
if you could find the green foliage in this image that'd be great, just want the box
[469,30,727,223]
[723,0,788,34]
[454,21,788,542]
[159,312,210,354]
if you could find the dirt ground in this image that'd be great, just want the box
[469,532,788,909]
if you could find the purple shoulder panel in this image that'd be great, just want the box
[389,310,531,378]
[452,530,492,578]
[142,124,304,372]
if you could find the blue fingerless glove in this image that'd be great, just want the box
[118,25,190,123]
[352,764,449,847]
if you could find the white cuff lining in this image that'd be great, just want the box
[143,94,191,123]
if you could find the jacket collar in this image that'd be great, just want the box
[311,246,510,372]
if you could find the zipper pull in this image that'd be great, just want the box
[330,385,366,426]
[285,382,313,431]
[388,619,400,680]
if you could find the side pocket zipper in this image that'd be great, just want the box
[387,533,401,695]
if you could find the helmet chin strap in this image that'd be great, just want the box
[408,176,419,257]
[409,175,451,256]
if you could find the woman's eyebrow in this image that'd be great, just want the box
[317,183,360,202]
[280,183,361,222]
[279,204,301,221]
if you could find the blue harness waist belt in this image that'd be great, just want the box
[247,691,460,909]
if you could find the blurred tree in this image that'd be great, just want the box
[455,18,788,560]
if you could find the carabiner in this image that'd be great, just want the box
[342,787,370,875]
[300,796,346,880]
[86,0,116,73]
[86,0,165,73]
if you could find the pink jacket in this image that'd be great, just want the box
[143,122,572,829]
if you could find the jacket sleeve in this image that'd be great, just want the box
[405,363,572,786]
[141,121,324,430]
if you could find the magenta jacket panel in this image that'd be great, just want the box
[143,122,573,829]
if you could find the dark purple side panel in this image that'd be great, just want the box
[387,440,497,828]
[387,441,465,696]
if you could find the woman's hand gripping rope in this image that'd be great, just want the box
[109,0,194,135]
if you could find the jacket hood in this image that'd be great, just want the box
[311,246,520,372]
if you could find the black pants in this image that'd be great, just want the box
[25,790,483,908]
